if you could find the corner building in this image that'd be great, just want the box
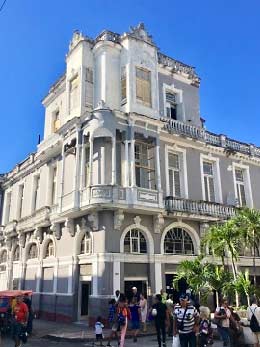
[1,24,260,323]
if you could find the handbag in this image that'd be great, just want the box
[172,335,181,347]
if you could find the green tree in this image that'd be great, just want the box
[234,208,260,286]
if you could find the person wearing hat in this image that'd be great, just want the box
[132,286,140,303]
[173,293,199,347]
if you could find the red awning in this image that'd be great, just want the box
[0,290,33,298]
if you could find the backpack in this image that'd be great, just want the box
[250,308,260,333]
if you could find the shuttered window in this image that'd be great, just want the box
[69,75,79,112]
[168,153,181,197]
[53,110,60,133]
[235,169,247,206]
[135,142,155,189]
[203,161,215,202]
[136,67,151,107]
[166,92,177,120]
[85,68,93,106]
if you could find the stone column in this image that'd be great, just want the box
[59,141,65,213]
[130,126,136,187]
[111,136,116,185]
[155,137,162,191]
[155,262,163,293]
[73,128,81,208]
[124,141,129,187]
[88,136,94,186]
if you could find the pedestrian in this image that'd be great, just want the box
[140,293,148,332]
[214,297,232,347]
[160,289,167,304]
[129,297,141,343]
[12,295,29,347]
[117,294,129,347]
[247,297,260,347]
[173,293,199,347]
[95,316,104,346]
[166,294,174,337]
[152,294,169,347]
[198,306,213,347]
[107,299,119,347]
[229,306,242,346]
[115,290,121,303]
[23,294,33,335]
[131,287,140,303]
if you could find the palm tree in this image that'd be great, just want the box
[234,208,260,286]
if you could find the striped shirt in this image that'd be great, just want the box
[174,304,198,334]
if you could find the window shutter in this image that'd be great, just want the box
[174,170,181,197]
[240,184,246,206]
[208,176,215,202]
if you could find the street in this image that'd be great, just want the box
[1,335,222,347]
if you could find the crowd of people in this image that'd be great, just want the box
[93,287,260,347]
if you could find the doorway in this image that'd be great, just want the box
[80,282,91,317]
[124,280,147,302]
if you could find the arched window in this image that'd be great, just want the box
[45,240,54,258]
[28,244,38,260]
[124,229,147,254]
[164,228,194,255]
[13,246,20,261]
[0,250,7,263]
[80,233,91,254]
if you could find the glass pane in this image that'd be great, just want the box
[208,177,215,202]
[235,169,244,182]
[168,153,179,169]
[169,169,173,196]
[132,238,139,253]
[174,171,181,197]
[203,162,213,175]
[240,184,247,206]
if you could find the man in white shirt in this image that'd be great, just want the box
[247,297,260,347]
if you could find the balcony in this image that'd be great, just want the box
[164,119,260,158]
[165,196,236,220]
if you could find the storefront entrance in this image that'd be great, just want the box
[165,274,188,303]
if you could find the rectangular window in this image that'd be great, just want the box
[168,153,181,197]
[235,169,247,206]
[135,141,155,189]
[51,167,57,205]
[121,66,127,103]
[69,75,79,112]
[32,176,40,212]
[18,184,24,219]
[52,110,60,133]
[166,92,177,120]
[136,67,151,107]
[203,161,215,202]
[85,68,93,106]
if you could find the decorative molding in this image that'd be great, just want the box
[134,216,142,227]
[34,227,43,244]
[6,238,12,251]
[65,218,75,237]
[50,223,62,240]
[128,23,155,46]
[114,210,124,231]
[153,214,164,234]
[88,212,98,231]
[19,233,26,248]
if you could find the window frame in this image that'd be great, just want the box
[69,74,80,113]
[163,84,184,121]
[27,243,38,260]
[200,154,222,203]
[121,66,127,104]
[135,67,152,107]
[45,240,54,258]
[124,229,147,254]
[80,233,91,255]
[232,163,253,208]
[135,140,156,190]
[164,227,194,255]
[165,146,188,198]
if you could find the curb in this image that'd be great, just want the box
[43,332,157,343]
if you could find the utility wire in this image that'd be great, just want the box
[0,0,7,12]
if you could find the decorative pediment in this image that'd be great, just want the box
[129,23,155,45]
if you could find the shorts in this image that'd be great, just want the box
[12,321,23,339]
[131,320,140,330]
[110,322,118,332]
[96,334,103,341]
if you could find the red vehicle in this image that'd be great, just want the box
[0,290,33,334]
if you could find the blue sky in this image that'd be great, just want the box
[0,0,259,173]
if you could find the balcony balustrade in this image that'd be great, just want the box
[164,119,260,158]
[165,196,236,219]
